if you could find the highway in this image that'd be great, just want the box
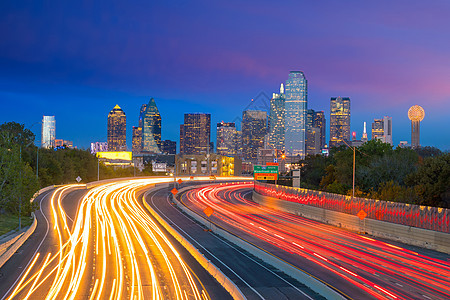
[180,182,450,300]
[146,183,323,299]
[0,178,236,299]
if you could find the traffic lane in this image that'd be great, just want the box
[183,186,382,300]
[190,185,450,300]
[139,188,232,300]
[3,185,91,299]
[233,187,450,299]
[0,188,55,298]
[146,186,323,300]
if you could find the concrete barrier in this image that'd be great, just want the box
[142,187,246,300]
[169,185,346,300]
[0,213,37,269]
[252,191,450,254]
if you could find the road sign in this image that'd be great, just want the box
[357,210,367,220]
[177,179,183,184]
[266,162,279,166]
[254,165,278,173]
[203,206,214,217]
[254,165,278,180]
[274,158,278,163]
[171,188,178,195]
[254,173,278,180]
[76,176,82,183]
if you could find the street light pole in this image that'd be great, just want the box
[352,145,355,201]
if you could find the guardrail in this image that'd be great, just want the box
[0,213,37,269]
[255,182,450,233]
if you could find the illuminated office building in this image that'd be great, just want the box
[242,110,267,161]
[216,122,237,156]
[371,116,392,145]
[142,98,162,153]
[180,113,211,154]
[329,97,351,148]
[408,105,425,148]
[362,122,368,143]
[41,116,56,149]
[90,142,108,154]
[132,126,142,153]
[107,105,126,151]
[314,111,326,149]
[306,109,322,155]
[285,71,307,158]
[161,140,177,154]
[138,103,147,128]
[268,83,285,151]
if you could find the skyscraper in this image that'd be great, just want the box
[268,83,285,151]
[132,126,142,153]
[371,116,393,145]
[242,110,267,161]
[216,122,237,156]
[285,71,307,157]
[180,113,211,154]
[408,105,425,148]
[107,105,126,151]
[161,140,177,154]
[142,98,162,153]
[372,119,384,140]
[329,97,351,148]
[41,115,56,149]
[306,109,322,155]
[314,111,326,149]
[362,122,368,143]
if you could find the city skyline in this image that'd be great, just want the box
[1,2,450,150]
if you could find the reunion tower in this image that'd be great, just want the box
[408,105,425,148]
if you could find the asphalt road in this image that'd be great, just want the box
[180,182,450,300]
[0,178,236,299]
[146,183,324,300]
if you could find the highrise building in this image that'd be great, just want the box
[362,122,368,143]
[142,98,162,153]
[242,110,267,161]
[138,104,148,128]
[179,113,211,154]
[216,122,237,156]
[408,105,425,148]
[329,97,351,148]
[371,116,393,145]
[314,111,326,149]
[132,126,142,153]
[107,105,126,151]
[41,115,56,148]
[372,119,384,140]
[161,140,177,154]
[90,142,108,154]
[268,83,285,151]
[285,71,307,158]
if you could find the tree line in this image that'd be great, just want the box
[285,139,449,208]
[0,122,158,219]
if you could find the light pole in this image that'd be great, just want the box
[342,140,356,201]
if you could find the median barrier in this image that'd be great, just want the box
[167,184,346,300]
[143,188,246,300]
[0,213,37,269]
[252,191,450,254]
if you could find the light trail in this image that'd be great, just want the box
[183,182,450,300]
[5,177,246,299]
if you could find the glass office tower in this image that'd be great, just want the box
[285,71,307,158]
[41,115,56,148]
[142,98,162,153]
[107,105,127,151]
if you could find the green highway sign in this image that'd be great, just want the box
[253,165,278,174]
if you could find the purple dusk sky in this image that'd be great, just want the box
[1,1,449,150]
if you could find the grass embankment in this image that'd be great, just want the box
[0,214,33,237]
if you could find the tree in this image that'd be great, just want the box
[406,153,450,208]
